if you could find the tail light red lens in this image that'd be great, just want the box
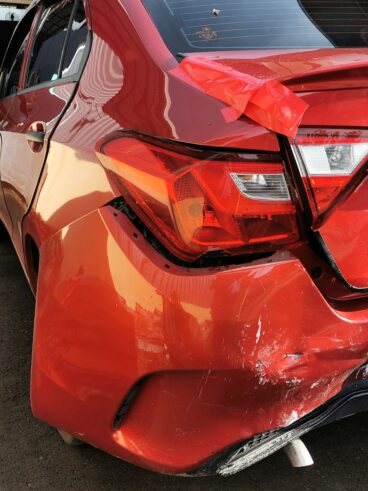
[291,129,368,224]
[99,133,300,262]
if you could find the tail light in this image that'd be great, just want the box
[291,129,368,224]
[98,133,300,262]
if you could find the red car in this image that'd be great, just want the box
[1,0,368,477]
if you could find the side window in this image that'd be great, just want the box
[26,0,88,90]
[61,1,89,79]
[4,35,29,97]
[0,7,36,99]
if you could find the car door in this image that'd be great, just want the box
[0,5,37,235]
[0,0,90,260]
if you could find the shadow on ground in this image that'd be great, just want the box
[0,230,367,491]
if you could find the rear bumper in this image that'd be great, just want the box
[193,379,368,476]
[31,205,368,475]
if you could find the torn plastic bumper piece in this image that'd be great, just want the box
[191,380,368,476]
[170,56,309,137]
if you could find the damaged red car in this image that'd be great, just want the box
[1,0,368,477]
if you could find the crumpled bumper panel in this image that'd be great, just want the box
[31,205,368,474]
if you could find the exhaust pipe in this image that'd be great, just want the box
[284,439,314,468]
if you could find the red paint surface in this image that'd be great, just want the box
[319,177,368,289]
[0,0,367,476]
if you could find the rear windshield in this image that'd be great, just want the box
[142,0,368,54]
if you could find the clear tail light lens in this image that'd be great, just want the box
[292,129,368,223]
[231,173,291,201]
[98,133,300,262]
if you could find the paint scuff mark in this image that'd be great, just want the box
[256,316,262,345]
[286,377,303,389]
[285,353,303,360]
[284,410,299,426]
[256,360,267,386]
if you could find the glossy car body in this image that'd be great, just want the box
[1,0,368,476]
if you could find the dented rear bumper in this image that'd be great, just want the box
[31,205,368,475]
[193,379,368,476]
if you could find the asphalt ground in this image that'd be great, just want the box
[1,228,368,491]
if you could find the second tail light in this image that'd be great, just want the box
[291,129,368,224]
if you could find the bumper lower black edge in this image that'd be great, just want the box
[190,380,368,477]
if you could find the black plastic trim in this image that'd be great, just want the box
[314,232,368,294]
[191,379,368,476]
[101,129,282,157]
[110,198,273,269]
[113,377,148,429]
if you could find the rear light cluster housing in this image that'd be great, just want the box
[98,129,368,264]
[99,133,300,262]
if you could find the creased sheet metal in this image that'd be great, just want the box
[170,56,309,138]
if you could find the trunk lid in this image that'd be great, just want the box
[187,48,368,90]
